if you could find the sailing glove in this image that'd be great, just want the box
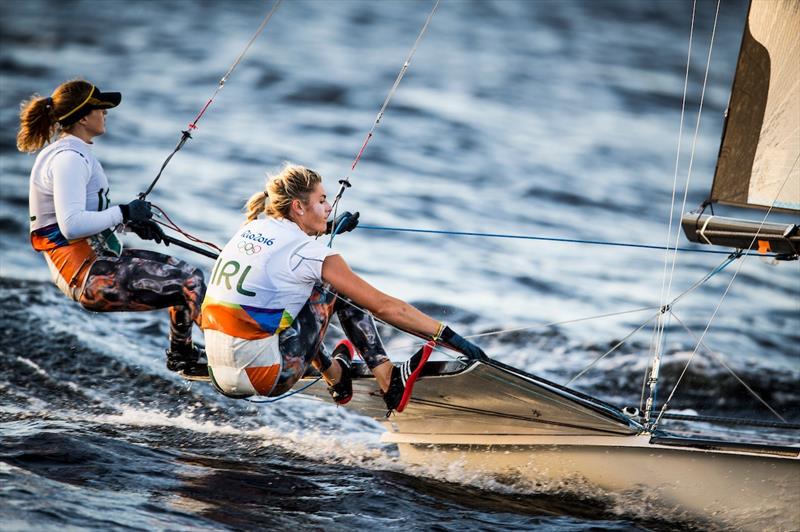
[127,220,167,245]
[440,326,488,361]
[327,211,360,235]
[119,199,153,222]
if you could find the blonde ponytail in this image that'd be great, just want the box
[244,163,323,221]
[244,191,268,222]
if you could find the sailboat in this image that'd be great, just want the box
[298,0,799,527]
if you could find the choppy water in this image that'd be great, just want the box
[1,0,798,530]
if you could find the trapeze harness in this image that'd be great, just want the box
[28,135,205,350]
[202,217,342,396]
[29,136,123,299]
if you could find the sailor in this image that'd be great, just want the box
[201,163,486,411]
[17,79,207,379]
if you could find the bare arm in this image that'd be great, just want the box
[321,254,439,338]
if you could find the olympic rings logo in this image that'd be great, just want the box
[237,241,262,255]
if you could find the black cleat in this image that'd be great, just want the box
[327,339,354,405]
[383,341,434,413]
[166,344,210,382]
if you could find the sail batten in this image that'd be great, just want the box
[710,0,799,214]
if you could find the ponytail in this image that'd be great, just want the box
[16,95,57,153]
[244,163,322,221]
[245,190,268,222]
[16,79,94,153]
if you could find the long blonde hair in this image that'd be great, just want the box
[245,163,323,222]
[16,79,93,153]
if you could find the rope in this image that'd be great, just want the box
[357,224,777,256]
[328,0,440,246]
[139,0,282,199]
[152,204,223,253]
[245,376,322,404]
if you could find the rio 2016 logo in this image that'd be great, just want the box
[237,241,262,255]
[240,229,275,245]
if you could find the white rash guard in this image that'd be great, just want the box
[29,135,123,249]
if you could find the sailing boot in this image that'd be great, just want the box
[166,343,210,382]
[383,342,434,413]
[327,339,354,405]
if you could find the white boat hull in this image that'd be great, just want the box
[300,358,800,529]
[384,432,800,530]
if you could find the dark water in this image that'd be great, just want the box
[1,0,797,530]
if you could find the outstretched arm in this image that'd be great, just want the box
[322,254,489,361]
[321,254,439,338]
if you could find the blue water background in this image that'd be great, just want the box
[1,0,797,530]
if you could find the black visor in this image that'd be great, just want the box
[58,85,122,126]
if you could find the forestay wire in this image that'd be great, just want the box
[647,0,698,415]
[139,0,283,200]
[648,0,719,423]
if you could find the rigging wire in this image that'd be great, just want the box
[379,305,659,355]
[665,0,721,307]
[669,311,787,422]
[328,0,440,247]
[641,253,742,412]
[466,306,658,340]
[652,155,800,429]
[566,312,659,387]
[567,253,738,387]
[648,0,721,424]
[648,0,698,418]
[139,0,283,200]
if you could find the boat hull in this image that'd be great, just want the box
[384,432,799,530]
[299,358,799,528]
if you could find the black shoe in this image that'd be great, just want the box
[327,340,354,405]
[383,342,434,413]
[166,344,210,382]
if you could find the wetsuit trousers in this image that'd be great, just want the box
[271,284,391,396]
[78,249,206,351]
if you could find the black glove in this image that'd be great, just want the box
[119,199,152,222]
[127,220,167,245]
[326,211,360,235]
[440,326,488,361]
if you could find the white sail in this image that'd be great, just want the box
[711,0,799,213]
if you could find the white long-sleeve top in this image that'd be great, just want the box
[29,135,123,249]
